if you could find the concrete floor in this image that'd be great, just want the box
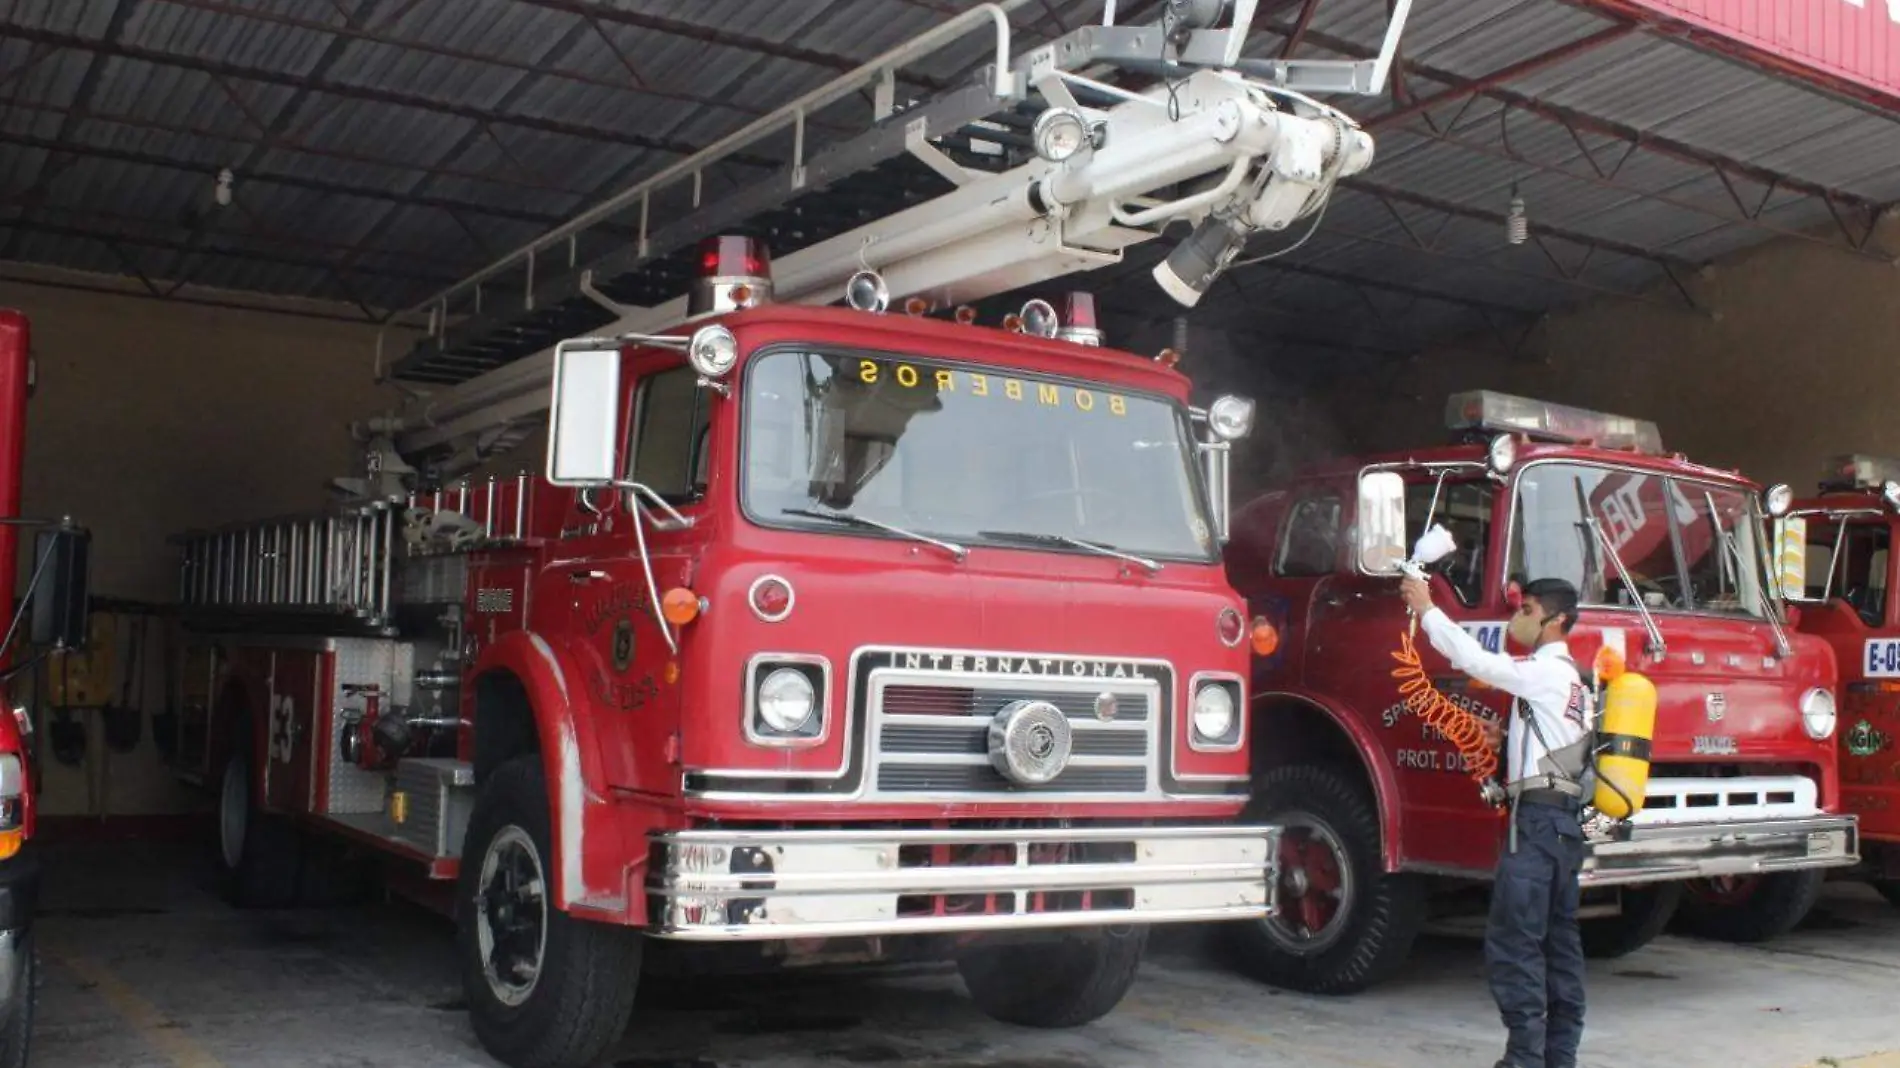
[25,840,1900,1068]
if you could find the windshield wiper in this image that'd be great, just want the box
[977,530,1162,574]
[1573,475,1666,660]
[782,507,967,561]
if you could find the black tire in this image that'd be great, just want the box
[1673,870,1823,943]
[1580,882,1682,959]
[218,727,304,909]
[957,925,1147,1028]
[457,756,641,1068]
[1873,880,1900,908]
[0,929,34,1068]
[1226,764,1425,994]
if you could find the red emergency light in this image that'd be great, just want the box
[689,234,774,316]
[1056,292,1103,346]
[1445,390,1662,454]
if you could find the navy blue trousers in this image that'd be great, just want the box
[1486,800,1586,1068]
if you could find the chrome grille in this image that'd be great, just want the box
[865,660,1162,801]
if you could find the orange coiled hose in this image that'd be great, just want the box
[1390,628,1500,786]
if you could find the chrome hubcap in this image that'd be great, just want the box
[476,825,548,1007]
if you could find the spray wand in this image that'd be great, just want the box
[1390,524,1508,808]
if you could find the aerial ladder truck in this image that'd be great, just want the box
[164,4,1414,1066]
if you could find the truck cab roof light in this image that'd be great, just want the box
[1827,454,1900,493]
[688,234,773,317]
[844,269,889,313]
[1445,390,1662,454]
[1018,299,1059,338]
[1056,292,1104,346]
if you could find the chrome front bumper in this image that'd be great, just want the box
[1581,813,1859,887]
[648,825,1278,941]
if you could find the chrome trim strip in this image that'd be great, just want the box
[740,652,833,750]
[648,824,1278,941]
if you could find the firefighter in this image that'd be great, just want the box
[1399,575,1591,1068]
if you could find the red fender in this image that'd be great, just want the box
[469,630,645,922]
[1254,688,1406,872]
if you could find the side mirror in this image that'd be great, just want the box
[545,340,623,487]
[30,525,91,650]
[1356,471,1407,574]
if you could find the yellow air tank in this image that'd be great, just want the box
[1592,646,1655,819]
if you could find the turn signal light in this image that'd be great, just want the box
[1250,618,1280,656]
[0,829,20,861]
[662,588,701,626]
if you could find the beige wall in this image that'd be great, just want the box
[1306,219,1900,493]
[1,277,400,817]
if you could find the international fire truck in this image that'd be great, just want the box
[160,5,1418,1066]
[1222,392,1858,994]
[1775,454,1900,904]
[0,310,94,1066]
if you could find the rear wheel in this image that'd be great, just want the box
[457,756,641,1068]
[1580,882,1682,959]
[1674,871,1823,943]
[1226,765,1425,994]
[218,732,303,909]
[957,926,1147,1028]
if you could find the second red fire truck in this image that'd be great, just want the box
[1223,392,1858,993]
[1776,454,1900,904]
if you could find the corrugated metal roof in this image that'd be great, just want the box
[0,0,1895,362]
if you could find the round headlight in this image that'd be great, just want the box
[1192,683,1237,744]
[1032,107,1089,163]
[1488,433,1517,474]
[1800,686,1836,741]
[1207,395,1256,441]
[844,269,889,314]
[688,324,738,378]
[757,668,817,734]
[1765,483,1793,517]
[1019,298,1059,339]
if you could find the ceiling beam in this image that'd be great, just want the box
[0,23,782,167]
[1367,25,1637,129]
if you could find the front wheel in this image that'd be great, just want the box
[1673,870,1823,943]
[1225,765,1425,994]
[1580,882,1682,959]
[457,757,642,1068]
[0,929,35,1068]
[1873,880,1900,908]
[957,926,1148,1028]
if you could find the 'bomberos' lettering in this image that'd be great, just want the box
[858,358,1127,416]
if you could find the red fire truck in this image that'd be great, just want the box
[1222,391,1858,994]
[0,310,94,1066]
[159,5,1420,1066]
[1775,454,1900,904]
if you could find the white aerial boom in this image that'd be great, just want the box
[366,0,1412,482]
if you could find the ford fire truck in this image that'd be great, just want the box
[161,4,1417,1066]
[1776,453,1900,904]
[1222,392,1858,994]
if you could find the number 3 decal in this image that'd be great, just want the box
[268,692,296,765]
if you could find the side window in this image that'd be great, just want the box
[1275,495,1341,577]
[628,366,709,502]
[1409,479,1493,606]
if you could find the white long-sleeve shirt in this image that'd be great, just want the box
[1418,607,1590,785]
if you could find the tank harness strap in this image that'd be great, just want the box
[1599,733,1651,761]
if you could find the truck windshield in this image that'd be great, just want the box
[742,348,1216,562]
[1509,462,1772,619]
[1800,519,1890,625]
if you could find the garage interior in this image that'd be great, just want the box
[3,0,1900,1066]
